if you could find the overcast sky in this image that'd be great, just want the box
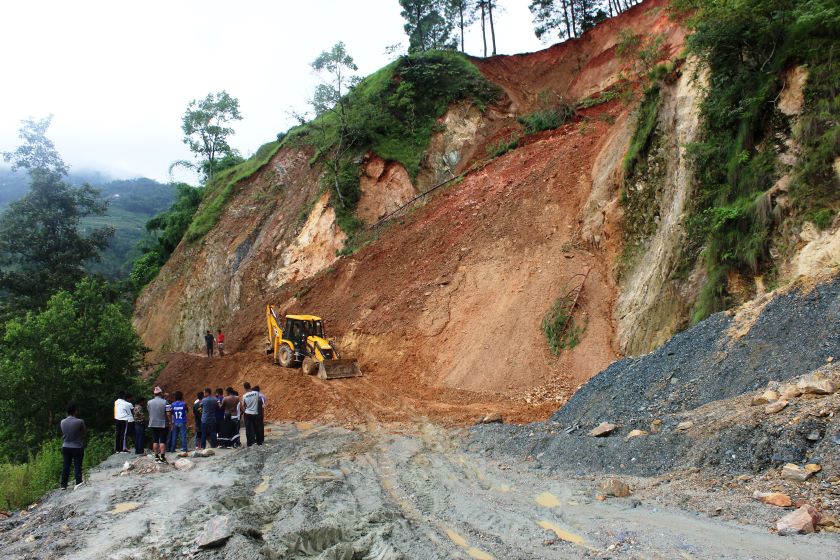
[0,1,546,183]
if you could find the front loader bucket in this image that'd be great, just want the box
[318,358,362,380]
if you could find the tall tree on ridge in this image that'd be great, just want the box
[399,0,457,53]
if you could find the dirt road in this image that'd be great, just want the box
[2,420,836,559]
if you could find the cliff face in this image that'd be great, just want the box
[134,0,837,424]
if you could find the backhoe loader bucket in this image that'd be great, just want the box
[318,358,362,380]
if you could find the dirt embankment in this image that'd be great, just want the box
[140,0,685,426]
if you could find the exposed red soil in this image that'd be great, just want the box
[149,0,686,428]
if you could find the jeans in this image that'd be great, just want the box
[114,420,128,452]
[168,424,188,452]
[134,422,145,454]
[200,420,217,448]
[61,447,84,487]
[244,414,263,446]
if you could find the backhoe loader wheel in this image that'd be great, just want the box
[301,357,318,376]
[278,345,294,368]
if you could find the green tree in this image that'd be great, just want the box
[0,119,111,314]
[0,278,145,461]
[311,42,363,209]
[129,182,202,291]
[180,91,242,181]
[1,115,68,176]
[399,0,457,53]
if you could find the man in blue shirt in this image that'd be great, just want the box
[167,391,189,452]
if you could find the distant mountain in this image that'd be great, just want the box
[0,168,176,280]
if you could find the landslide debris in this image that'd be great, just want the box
[470,274,840,530]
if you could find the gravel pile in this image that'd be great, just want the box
[470,275,840,477]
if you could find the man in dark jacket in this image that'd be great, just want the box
[204,330,215,357]
[60,403,86,489]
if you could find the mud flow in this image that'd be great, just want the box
[2,421,835,559]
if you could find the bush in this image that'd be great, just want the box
[518,91,577,135]
[0,434,111,510]
[623,85,661,177]
[487,134,521,158]
[542,295,585,354]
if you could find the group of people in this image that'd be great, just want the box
[58,382,268,490]
[111,382,267,463]
[204,329,225,357]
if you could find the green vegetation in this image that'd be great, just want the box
[518,90,577,135]
[671,0,840,322]
[542,293,585,354]
[180,90,243,182]
[0,278,145,461]
[129,182,203,291]
[0,434,111,510]
[289,49,500,235]
[184,141,281,243]
[622,85,661,178]
[487,133,521,158]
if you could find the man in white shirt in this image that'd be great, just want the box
[113,391,134,453]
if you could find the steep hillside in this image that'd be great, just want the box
[136,0,837,426]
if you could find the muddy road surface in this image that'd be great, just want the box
[2,422,836,559]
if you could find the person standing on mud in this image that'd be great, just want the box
[147,387,169,463]
[200,387,219,448]
[241,382,263,446]
[204,330,215,357]
[255,385,266,444]
[217,329,225,356]
[113,391,133,453]
[60,403,86,489]
[132,398,146,455]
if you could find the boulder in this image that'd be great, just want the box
[781,463,813,482]
[752,390,780,406]
[650,419,662,433]
[196,516,233,548]
[752,491,793,507]
[176,451,190,458]
[598,478,631,497]
[676,421,694,431]
[777,504,821,536]
[174,459,195,471]
[193,448,216,457]
[797,375,837,395]
[765,400,789,414]
[804,463,822,474]
[589,422,616,437]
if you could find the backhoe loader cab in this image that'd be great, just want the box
[265,305,361,380]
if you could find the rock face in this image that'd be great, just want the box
[357,155,417,225]
[777,504,821,536]
[589,422,616,437]
[197,516,233,548]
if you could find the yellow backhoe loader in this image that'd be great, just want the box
[265,304,361,380]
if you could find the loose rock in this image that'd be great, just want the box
[589,422,616,437]
[480,412,503,424]
[626,429,649,439]
[598,478,631,497]
[781,463,813,482]
[174,458,195,471]
[752,491,793,507]
[752,390,779,405]
[777,504,821,536]
[804,463,821,474]
[765,400,788,414]
[676,421,694,431]
[196,516,233,548]
[797,374,836,395]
